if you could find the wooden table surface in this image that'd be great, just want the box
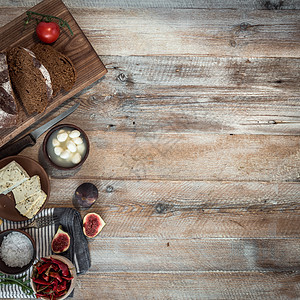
[1,0,300,299]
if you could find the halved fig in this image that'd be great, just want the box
[83,213,105,238]
[51,225,71,253]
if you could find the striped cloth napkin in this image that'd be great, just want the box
[0,207,90,298]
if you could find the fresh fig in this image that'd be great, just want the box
[51,225,70,253]
[83,213,105,238]
[73,183,98,209]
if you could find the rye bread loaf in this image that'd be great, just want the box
[7,47,53,115]
[0,52,18,127]
[32,44,76,96]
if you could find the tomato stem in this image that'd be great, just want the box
[25,11,73,36]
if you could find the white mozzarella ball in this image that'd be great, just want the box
[54,146,63,156]
[72,153,82,164]
[58,129,65,134]
[73,137,83,145]
[52,138,60,147]
[69,130,81,138]
[60,150,71,159]
[67,141,77,153]
[77,143,86,154]
[57,132,68,142]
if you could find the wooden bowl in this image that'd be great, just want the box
[31,255,77,300]
[0,229,36,275]
[43,124,90,170]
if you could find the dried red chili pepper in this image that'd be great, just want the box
[37,284,50,293]
[56,280,67,292]
[41,257,52,263]
[52,279,59,292]
[42,274,50,282]
[62,275,73,280]
[37,262,52,274]
[36,292,47,298]
[49,271,63,282]
[50,257,69,276]
[32,278,52,285]
[50,263,59,272]
[56,289,67,297]
[43,286,54,295]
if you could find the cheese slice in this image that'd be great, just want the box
[0,161,30,194]
[15,190,47,219]
[12,175,42,204]
[25,194,47,219]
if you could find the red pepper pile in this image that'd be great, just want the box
[32,256,73,299]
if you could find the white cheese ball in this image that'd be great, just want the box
[57,132,68,142]
[69,130,81,138]
[67,141,77,153]
[72,153,82,164]
[73,137,83,145]
[54,146,63,156]
[77,143,86,154]
[60,150,71,160]
[52,138,60,147]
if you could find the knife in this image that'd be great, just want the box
[0,102,80,160]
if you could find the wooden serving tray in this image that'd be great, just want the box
[0,0,107,148]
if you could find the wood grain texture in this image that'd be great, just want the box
[0,1,299,299]
[43,179,300,238]
[20,131,300,182]
[0,0,107,147]
[66,8,300,58]
[74,55,300,135]
[2,0,300,10]
[0,8,299,58]
[72,272,300,299]
[88,238,300,272]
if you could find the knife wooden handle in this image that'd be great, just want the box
[0,134,36,160]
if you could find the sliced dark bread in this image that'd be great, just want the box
[32,44,76,96]
[7,47,53,115]
[0,52,18,127]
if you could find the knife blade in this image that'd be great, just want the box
[0,102,80,160]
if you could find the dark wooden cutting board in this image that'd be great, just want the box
[0,0,107,147]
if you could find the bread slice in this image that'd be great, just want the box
[12,175,42,204]
[0,52,18,128]
[0,161,30,194]
[32,44,76,96]
[15,190,47,219]
[7,47,53,115]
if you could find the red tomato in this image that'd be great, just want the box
[36,21,60,43]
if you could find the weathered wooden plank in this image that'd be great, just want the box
[73,271,300,299]
[65,9,300,58]
[74,55,300,136]
[48,179,300,208]
[2,0,300,10]
[88,238,300,272]
[44,179,300,238]
[27,131,300,182]
[1,8,299,57]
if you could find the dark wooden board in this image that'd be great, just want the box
[0,0,107,147]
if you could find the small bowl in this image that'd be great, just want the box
[0,229,36,275]
[31,255,77,300]
[43,124,90,170]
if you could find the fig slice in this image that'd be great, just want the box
[83,213,105,238]
[51,225,71,253]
